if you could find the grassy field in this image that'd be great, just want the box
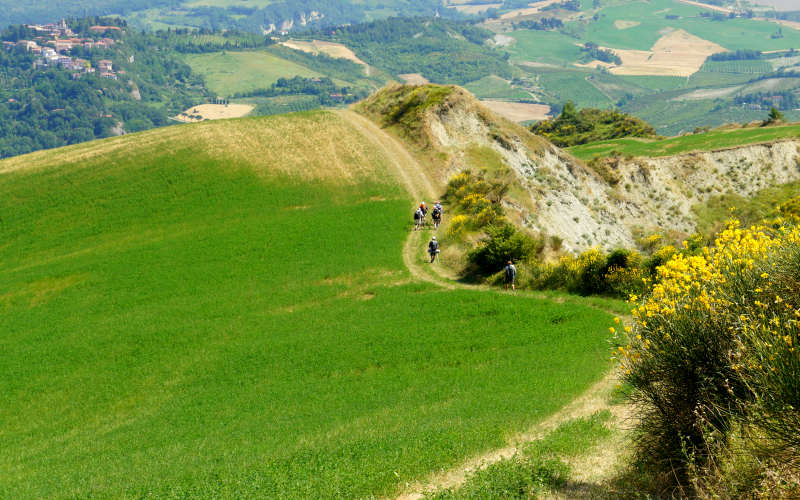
[576,0,800,52]
[506,30,584,66]
[182,50,323,96]
[0,111,614,498]
[698,59,774,75]
[567,122,800,159]
[464,75,532,100]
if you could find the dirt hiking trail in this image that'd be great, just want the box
[338,110,450,288]
[339,109,629,499]
[395,370,631,500]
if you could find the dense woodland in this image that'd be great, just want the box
[316,17,512,85]
[0,0,179,29]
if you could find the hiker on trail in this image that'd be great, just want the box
[504,260,517,291]
[428,236,440,263]
[434,200,442,213]
[414,207,423,231]
[431,205,442,229]
[420,202,428,225]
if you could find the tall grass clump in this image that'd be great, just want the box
[616,218,800,496]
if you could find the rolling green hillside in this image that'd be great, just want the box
[0,110,614,497]
[567,121,800,159]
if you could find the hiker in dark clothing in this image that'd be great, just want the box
[504,260,517,291]
[428,236,440,263]
[431,206,442,229]
[419,202,428,226]
[414,207,423,231]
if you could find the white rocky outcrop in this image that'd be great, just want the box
[422,91,800,251]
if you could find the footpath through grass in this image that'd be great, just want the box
[568,122,800,160]
[0,111,614,498]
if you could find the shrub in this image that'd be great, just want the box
[570,248,608,296]
[467,223,537,275]
[444,170,507,233]
[617,219,800,493]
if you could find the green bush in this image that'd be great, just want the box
[467,223,537,275]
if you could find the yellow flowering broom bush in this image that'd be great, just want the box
[617,219,800,492]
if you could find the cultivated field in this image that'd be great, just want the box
[603,29,726,77]
[182,50,322,96]
[448,2,501,14]
[0,110,614,498]
[280,39,368,68]
[174,103,254,122]
[481,100,551,122]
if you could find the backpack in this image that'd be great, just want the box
[432,208,441,218]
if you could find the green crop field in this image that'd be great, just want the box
[580,0,705,50]
[567,122,800,159]
[506,30,584,66]
[535,69,614,108]
[574,0,800,52]
[0,111,614,498]
[183,50,323,97]
[698,59,774,75]
[464,75,533,100]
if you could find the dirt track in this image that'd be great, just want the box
[338,109,627,499]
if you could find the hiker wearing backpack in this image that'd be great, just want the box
[419,202,428,226]
[431,205,442,229]
[428,236,440,263]
[413,207,423,231]
[504,260,517,291]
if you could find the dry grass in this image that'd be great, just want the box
[677,0,733,13]
[0,112,392,184]
[280,39,368,67]
[480,100,551,122]
[174,104,254,123]
[398,73,431,85]
[614,20,641,30]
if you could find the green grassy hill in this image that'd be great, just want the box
[567,121,800,160]
[0,110,614,497]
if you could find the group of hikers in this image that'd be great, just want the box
[413,201,444,263]
[411,200,517,290]
[413,201,443,231]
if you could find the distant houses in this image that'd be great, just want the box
[2,20,120,79]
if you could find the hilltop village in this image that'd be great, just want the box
[1,19,120,79]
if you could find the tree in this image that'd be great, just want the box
[766,106,784,124]
[559,100,578,123]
